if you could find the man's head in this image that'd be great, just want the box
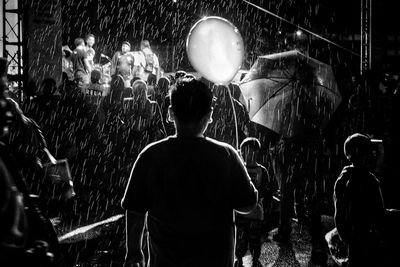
[140,40,150,50]
[90,69,101,84]
[240,137,261,164]
[74,38,85,48]
[169,78,213,134]
[40,78,57,96]
[344,133,373,166]
[121,41,131,53]
[85,34,95,47]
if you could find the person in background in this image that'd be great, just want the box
[334,133,385,266]
[121,78,257,267]
[62,46,74,81]
[235,137,272,267]
[111,41,135,87]
[86,69,104,96]
[140,40,160,86]
[85,34,96,70]
[204,84,250,149]
[71,38,92,89]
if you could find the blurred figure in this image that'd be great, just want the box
[0,57,60,267]
[204,84,250,149]
[123,79,166,163]
[121,78,257,267]
[269,130,327,265]
[172,70,187,85]
[111,41,135,87]
[154,76,171,135]
[235,137,273,267]
[71,38,92,89]
[140,40,160,85]
[62,46,74,81]
[85,34,96,70]
[86,69,104,96]
[334,133,385,266]
[0,58,29,266]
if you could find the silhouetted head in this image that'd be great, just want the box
[108,75,125,103]
[74,38,85,48]
[170,78,213,125]
[140,40,151,50]
[40,78,57,96]
[240,137,261,165]
[132,79,148,100]
[90,69,102,84]
[344,133,373,166]
[157,76,170,95]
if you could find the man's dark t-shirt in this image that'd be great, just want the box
[121,136,257,267]
[72,48,88,74]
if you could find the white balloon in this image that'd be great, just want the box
[186,16,244,85]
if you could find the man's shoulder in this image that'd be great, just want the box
[140,137,237,160]
[75,48,87,56]
[204,137,236,152]
[335,166,353,188]
[139,137,171,155]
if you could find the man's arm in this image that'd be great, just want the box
[121,152,150,266]
[124,210,147,267]
[154,55,160,83]
[84,57,92,74]
[333,176,349,242]
[111,52,119,76]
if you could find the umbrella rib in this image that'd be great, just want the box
[317,84,341,97]
[257,79,292,109]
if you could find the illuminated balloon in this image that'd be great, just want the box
[186,16,244,85]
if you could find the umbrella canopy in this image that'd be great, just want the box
[239,50,341,138]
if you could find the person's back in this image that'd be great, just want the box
[122,78,257,267]
[72,47,87,74]
[127,137,255,266]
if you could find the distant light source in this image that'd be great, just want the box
[173,0,177,2]
[296,30,303,37]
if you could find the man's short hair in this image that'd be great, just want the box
[240,137,261,153]
[74,38,85,47]
[344,133,372,161]
[170,78,212,123]
[85,33,95,40]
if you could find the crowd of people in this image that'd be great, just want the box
[1,32,400,267]
[62,34,161,94]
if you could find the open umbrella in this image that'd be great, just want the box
[239,50,341,138]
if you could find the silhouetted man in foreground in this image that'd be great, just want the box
[121,78,258,267]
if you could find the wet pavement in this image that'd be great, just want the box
[56,213,338,267]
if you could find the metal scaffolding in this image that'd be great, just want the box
[360,0,371,75]
[2,0,23,94]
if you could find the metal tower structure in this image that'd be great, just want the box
[360,0,371,75]
[2,0,23,93]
